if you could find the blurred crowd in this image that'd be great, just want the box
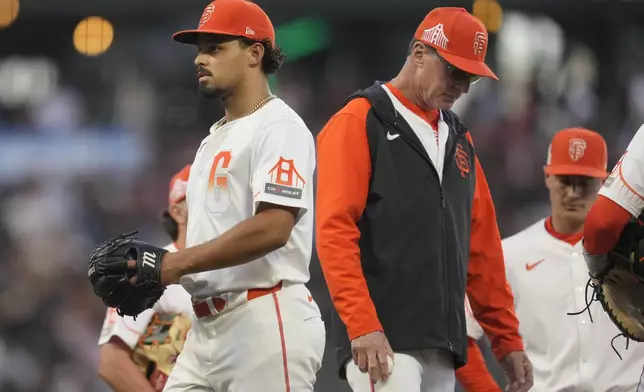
[1,6,644,392]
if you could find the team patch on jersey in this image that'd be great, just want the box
[265,156,305,198]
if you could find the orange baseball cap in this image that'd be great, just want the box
[414,7,498,80]
[168,165,191,207]
[544,128,608,179]
[172,0,275,48]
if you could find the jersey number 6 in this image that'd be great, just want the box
[207,150,232,215]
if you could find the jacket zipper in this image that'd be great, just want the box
[390,114,461,353]
[439,190,451,352]
[440,138,460,354]
[433,145,459,355]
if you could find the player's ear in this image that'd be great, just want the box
[247,41,265,68]
[169,202,187,225]
[543,167,551,188]
[411,41,426,67]
[177,202,188,225]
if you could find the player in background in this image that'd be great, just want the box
[504,128,644,391]
[98,165,193,392]
[160,0,325,390]
[584,125,644,277]
[456,299,503,391]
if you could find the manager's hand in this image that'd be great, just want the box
[351,330,394,384]
[500,351,534,392]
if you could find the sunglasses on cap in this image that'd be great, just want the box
[429,47,481,85]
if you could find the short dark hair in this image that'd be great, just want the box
[160,210,179,242]
[238,38,285,74]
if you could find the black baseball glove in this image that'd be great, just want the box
[88,232,168,317]
[583,219,644,342]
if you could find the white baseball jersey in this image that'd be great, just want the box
[98,243,193,349]
[599,124,644,218]
[504,219,644,391]
[181,98,316,298]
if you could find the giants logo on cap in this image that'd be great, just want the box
[473,31,486,55]
[422,23,449,50]
[568,138,587,161]
[199,4,215,27]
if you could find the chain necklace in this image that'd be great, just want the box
[216,94,277,128]
[246,94,276,117]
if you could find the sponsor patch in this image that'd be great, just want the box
[264,183,303,199]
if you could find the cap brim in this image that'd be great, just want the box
[545,165,608,179]
[172,29,241,45]
[439,51,499,80]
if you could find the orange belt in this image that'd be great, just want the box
[192,281,283,319]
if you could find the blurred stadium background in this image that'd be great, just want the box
[1,0,643,390]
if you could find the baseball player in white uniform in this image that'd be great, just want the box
[159,0,325,391]
[98,165,193,392]
[504,128,644,391]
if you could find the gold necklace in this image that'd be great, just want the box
[246,94,276,117]
[216,94,277,128]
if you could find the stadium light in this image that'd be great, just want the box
[73,16,114,57]
[473,0,503,33]
[0,0,19,28]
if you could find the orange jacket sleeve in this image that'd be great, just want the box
[455,338,502,392]
[466,133,524,361]
[583,195,632,255]
[315,99,383,340]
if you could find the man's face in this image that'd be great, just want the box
[411,43,476,110]
[545,174,603,223]
[194,35,249,99]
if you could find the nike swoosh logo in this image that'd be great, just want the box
[387,132,400,140]
[525,258,545,271]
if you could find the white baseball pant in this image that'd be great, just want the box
[345,349,455,392]
[163,282,326,392]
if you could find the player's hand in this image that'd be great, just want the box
[351,330,394,384]
[500,351,533,392]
